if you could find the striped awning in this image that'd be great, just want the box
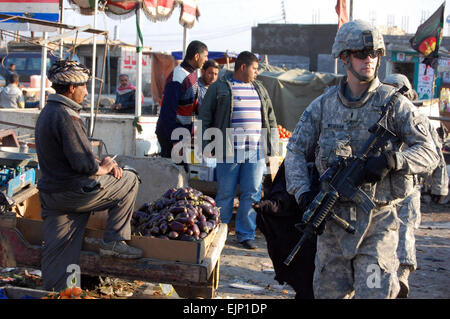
[69,0,200,28]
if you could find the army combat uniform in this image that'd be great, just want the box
[285,76,440,298]
[384,73,448,296]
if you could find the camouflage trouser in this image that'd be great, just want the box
[313,204,400,299]
[396,186,421,270]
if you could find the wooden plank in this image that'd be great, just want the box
[200,223,228,277]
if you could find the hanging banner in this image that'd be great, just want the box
[0,0,60,32]
[179,0,199,28]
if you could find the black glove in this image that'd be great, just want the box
[252,200,281,215]
[364,151,396,184]
[298,190,316,210]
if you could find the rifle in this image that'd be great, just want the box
[284,86,408,266]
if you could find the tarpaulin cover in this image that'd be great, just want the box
[256,63,343,131]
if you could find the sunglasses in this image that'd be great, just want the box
[350,49,383,60]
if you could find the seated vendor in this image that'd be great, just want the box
[111,74,143,113]
[35,60,143,291]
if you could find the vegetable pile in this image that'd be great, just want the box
[277,124,292,139]
[131,187,220,242]
[41,286,96,299]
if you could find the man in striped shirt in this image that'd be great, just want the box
[199,51,278,250]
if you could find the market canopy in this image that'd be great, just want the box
[171,51,238,64]
[69,0,200,28]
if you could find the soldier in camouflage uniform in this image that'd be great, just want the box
[383,73,448,298]
[285,20,440,299]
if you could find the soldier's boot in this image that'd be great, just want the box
[397,265,412,298]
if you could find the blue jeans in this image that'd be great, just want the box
[215,158,265,242]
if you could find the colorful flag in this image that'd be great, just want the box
[335,0,349,29]
[410,2,445,68]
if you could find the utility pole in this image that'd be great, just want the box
[281,0,286,23]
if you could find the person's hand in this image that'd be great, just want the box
[96,156,119,176]
[110,165,123,179]
[364,151,396,184]
[252,200,281,215]
[116,103,122,110]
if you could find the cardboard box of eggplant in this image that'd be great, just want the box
[85,187,221,264]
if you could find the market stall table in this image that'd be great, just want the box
[0,189,227,299]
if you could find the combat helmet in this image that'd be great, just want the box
[332,20,385,82]
[332,20,385,58]
[384,73,418,101]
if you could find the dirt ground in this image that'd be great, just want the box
[1,198,448,300]
[212,198,450,299]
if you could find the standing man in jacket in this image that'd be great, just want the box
[285,20,439,298]
[199,51,278,249]
[156,40,208,158]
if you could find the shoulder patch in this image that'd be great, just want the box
[415,122,428,136]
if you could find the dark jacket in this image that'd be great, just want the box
[114,89,136,113]
[35,94,99,193]
[199,73,278,161]
[255,161,317,299]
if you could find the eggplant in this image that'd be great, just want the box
[150,226,160,235]
[201,195,216,207]
[199,232,208,239]
[165,213,174,222]
[185,229,194,236]
[159,223,168,235]
[169,221,187,233]
[200,204,213,216]
[198,220,210,233]
[138,202,150,212]
[157,235,169,240]
[175,212,190,219]
[168,231,179,240]
[198,214,207,223]
[191,224,200,237]
[170,206,187,214]
[175,216,190,225]
[206,221,214,230]
[179,234,195,242]
[163,188,177,199]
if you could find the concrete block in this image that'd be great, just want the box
[116,156,188,209]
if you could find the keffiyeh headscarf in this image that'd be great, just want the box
[48,60,91,85]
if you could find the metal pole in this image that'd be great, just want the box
[183,26,189,59]
[89,0,98,137]
[40,32,48,109]
[349,0,353,21]
[135,3,142,117]
[59,0,64,58]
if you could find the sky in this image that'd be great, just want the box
[62,0,450,53]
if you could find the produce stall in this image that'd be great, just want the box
[0,186,227,299]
